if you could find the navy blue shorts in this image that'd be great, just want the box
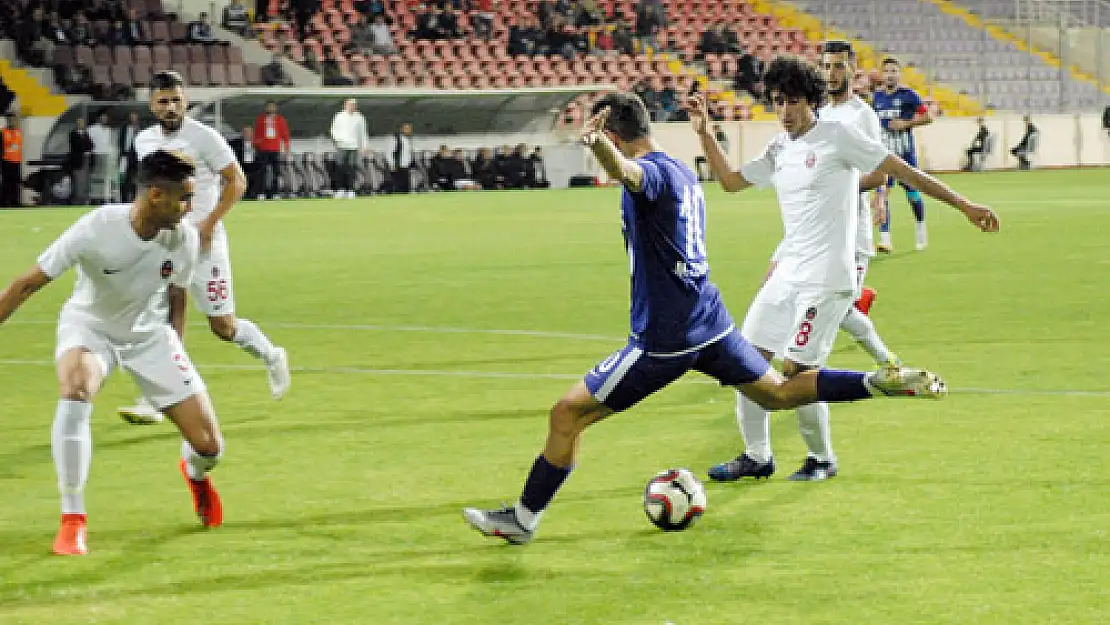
[584,329,771,413]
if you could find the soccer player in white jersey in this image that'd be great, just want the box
[119,71,290,424]
[0,151,226,555]
[689,55,999,484]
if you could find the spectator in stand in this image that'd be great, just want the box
[493,145,512,188]
[44,13,72,50]
[222,0,252,36]
[353,0,387,18]
[577,0,604,27]
[67,116,93,206]
[612,20,634,55]
[369,14,396,53]
[633,1,665,52]
[188,11,218,44]
[698,22,727,60]
[721,20,741,54]
[117,111,141,202]
[735,51,765,99]
[322,49,354,85]
[440,6,462,38]
[471,0,495,39]
[17,7,50,66]
[390,123,416,194]
[261,53,291,86]
[593,24,614,55]
[253,101,291,200]
[471,148,498,190]
[634,78,660,120]
[104,19,128,45]
[658,77,679,121]
[526,146,550,189]
[292,0,320,40]
[124,8,149,45]
[70,13,95,47]
[329,99,369,199]
[508,16,543,56]
[349,13,375,54]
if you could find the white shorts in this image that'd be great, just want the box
[853,253,872,300]
[56,321,207,411]
[740,272,854,367]
[189,228,236,317]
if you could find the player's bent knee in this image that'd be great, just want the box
[208,315,237,341]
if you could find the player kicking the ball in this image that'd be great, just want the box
[690,55,999,485]
[119,71,290,425]
[0,151,225,555]
[462,92,949,545]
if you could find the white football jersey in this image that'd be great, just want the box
[134,117,236,225]
[37,204,199,344]
[740,119,889,292]
[819,96,883,257]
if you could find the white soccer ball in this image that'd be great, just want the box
[643,468,707,531]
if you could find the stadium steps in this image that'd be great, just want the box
[933,0,1110,95]
[765,0,986,117]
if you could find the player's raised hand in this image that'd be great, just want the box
[581,106,611,146]
[683,94,710,134]
[959,201,1000,232]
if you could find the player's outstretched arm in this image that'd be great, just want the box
[684,95,751,192]
[877,155,1000,232]
[581,106,646,191]
[0,266,52,325]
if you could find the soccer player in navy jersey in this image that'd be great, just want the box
[872,57,933,252]
[461,92,949,545]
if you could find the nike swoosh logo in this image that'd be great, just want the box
[103,269,121,274]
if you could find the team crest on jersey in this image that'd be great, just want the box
[805,306,818,320]
[160,260,173,279]
[805,151,816,168]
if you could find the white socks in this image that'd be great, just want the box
[514,502,542,531]
[796,402,835,463]
[915,221,928,248]
[181,439,223,481]
[52,399,93,515]
[736,390,772,463]
[840,307,894,364]
[233,318,277,361]
[879,230,892,248]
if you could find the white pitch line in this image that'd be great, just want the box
[0,358,1107,397]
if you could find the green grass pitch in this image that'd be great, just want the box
[0,170,1108,624]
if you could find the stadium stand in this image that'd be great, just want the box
[0,0,260,101]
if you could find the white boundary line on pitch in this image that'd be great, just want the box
[0,358,1107,397]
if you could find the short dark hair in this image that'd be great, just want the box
[882,56,901,68]
[590,91,652,141]
[151,70,185,91]
[763,55,827,107]
[138,150,196,188]
[823,40,855,60]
